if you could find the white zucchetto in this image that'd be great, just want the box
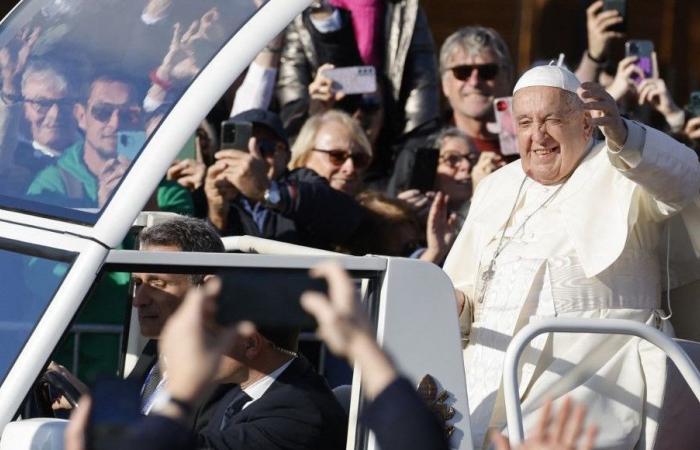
[513,64,581,95]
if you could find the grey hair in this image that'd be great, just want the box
[21,59,69,95]
[433,126,471,149]
[439,26,513,76]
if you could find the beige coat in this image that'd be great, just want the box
[444,120,700,449]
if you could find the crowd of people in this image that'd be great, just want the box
[1,0,698,448]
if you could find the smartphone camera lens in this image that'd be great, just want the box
[629,43,639,55]
[496,101,508,112]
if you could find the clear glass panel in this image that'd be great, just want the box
[0,238,76,383]
[0,0,262,223]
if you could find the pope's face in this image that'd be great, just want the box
[513,86,593,185]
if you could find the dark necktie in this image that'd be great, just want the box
[219,386,252,431]
[141,362,162,409]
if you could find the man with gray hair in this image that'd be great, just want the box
[440,26,513,161]
[444,65,700,448]
[0,58,78,193]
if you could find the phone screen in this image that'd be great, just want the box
[215,268,327,329]
[88,378,141,450]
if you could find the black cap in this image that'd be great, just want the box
[229,108,288,145]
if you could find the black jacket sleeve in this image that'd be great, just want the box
[361,377,449,450]
[120,415,196,450]
[279,168,365,248]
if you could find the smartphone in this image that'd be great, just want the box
[625,40,654,83]
[220,120,253,151]
[407,147,439,192]
[324,66,377,95]
[602,0,626,33]
[87,378,142,450]
[117,130,147,160]
[493,97,519,156]
[687,91,700,118]
[215,268,328,329]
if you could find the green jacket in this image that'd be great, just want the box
[27,140,194,215]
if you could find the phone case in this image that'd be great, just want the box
[493,97,519,156]
[324,66,377,95]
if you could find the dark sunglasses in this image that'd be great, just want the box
[24,97,75,114]
[313,148,371,169]
[90,103,141,125]
[448,63,500,81]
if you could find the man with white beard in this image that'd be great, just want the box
[444,64,700,449]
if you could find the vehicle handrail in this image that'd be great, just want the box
[503,318,700,444]
[222,235,342,256]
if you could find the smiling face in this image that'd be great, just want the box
[75,79,141,160]
[22,70,76,151]
[303,120,370,195]
[132,244,192,338]
[435,136,473,204]
[441,48,511,124]
[513,86,593,185]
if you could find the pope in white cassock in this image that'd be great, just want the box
[443,64,700,449]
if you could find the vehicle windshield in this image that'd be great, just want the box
[0,238,75,382]
[0,0,261,224]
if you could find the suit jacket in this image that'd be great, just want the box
[362,377,449,450]
[199,356,347,450]
[127,339,232,433]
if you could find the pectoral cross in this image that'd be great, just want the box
[481,261,496,282]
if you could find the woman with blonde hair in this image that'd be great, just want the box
[289,110,372,196]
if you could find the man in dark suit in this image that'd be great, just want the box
[197,325,347,450]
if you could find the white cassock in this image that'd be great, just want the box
[443,119,700,449]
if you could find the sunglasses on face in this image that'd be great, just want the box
[90,103,141,126]
[439,152,476,168]
[24,97,74,115]
[313,148,371,170]
[448,63,500,82]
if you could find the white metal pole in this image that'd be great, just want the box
[503,318,700,444]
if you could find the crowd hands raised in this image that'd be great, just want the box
[2,0,698,448]
[3,0,696,265]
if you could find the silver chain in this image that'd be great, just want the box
[476,176,566,304]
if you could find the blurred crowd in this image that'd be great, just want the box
[1,0,697,449]
[0,0,697,265]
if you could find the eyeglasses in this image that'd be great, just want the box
[439,152,476,168]
[312,148,371,169]
[447,63,500,82]
[90,103,141,126]
[24,97,74,115]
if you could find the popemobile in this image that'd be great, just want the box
[0,1,698,449]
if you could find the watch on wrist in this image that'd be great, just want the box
[263,181,282,209]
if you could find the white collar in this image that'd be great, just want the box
[241,357,295,404]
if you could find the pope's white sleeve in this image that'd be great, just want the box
[607,118,700,216]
